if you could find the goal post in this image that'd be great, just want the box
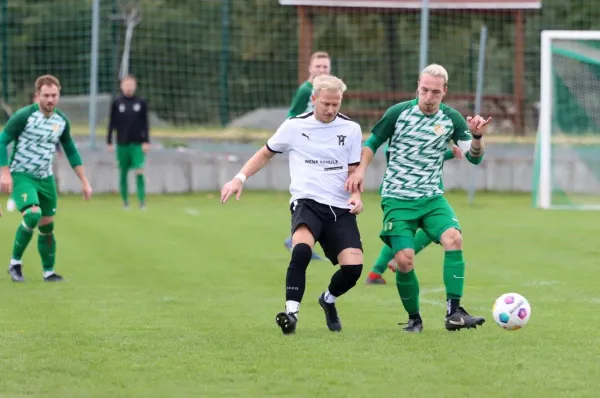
[534,30,600,210]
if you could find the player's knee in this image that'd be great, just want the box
[337,247,363,265]
[292,225,315,247]
[22,206,42,229]
[135,168,144,175]
[440,228,462,250]
[39,220,54,235]
[394,249,414,273]
[340,264,363,286]
[289,243,313,271]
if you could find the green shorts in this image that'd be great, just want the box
[117,144,145,170]
[12,173,58,217]
[380,195,460,252]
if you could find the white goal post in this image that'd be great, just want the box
[536,30,600,210]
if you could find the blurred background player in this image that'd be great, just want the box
[283,51,331,259]
[0,75,92,282]
[366,145,462,284]
[107,75,150,210]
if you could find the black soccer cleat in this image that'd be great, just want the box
[318,294,342,332]
[275,312,297,335]
[399,317,424,333]
[8,264,24,283]
[445,306,486,331]
[43,273,64,282]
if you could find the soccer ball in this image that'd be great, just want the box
[492,293,531,330]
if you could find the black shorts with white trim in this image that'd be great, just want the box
[290,198,362,265]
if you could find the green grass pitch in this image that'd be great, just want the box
[0,191,599,397]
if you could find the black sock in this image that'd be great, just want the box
[409,312,422,321]
[285,243,312,302]
[447,298,460,316]
[327,264,363,298]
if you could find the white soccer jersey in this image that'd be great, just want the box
[266,112,362,209]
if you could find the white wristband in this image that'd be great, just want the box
[234,172,247,183]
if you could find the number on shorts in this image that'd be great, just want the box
[21,193,27,202]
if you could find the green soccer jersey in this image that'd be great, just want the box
[366,99,482,200]
[287,81,314,118]
[0,103,82,179]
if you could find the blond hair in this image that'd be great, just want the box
[35,75,61,92]
[310,51,330,63]
[313,75,347,95]
[419,64,449,87]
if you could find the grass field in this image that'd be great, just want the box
[0,191,599,397]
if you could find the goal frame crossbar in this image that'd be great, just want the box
[537,30,600,210]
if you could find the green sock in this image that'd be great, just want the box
[11,224,34,262]
[371,244,395,274]
[37,224,56,273]
[136,174,146,205]
[443,250,465,299]
[119,168,129,204]
[396,269,420,315]
[414,229,433,254]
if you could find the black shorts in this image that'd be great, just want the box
[290,199,363,265]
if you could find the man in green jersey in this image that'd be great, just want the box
[365,145,462,285]
[287,51,331,119]
[284,51,331,260]
[0,75,92,282]
[347,64,491,332]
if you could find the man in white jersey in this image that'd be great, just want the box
[346,64,490,333]
[283,51,331,260]
[221,75,364,335]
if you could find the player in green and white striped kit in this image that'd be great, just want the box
[283,51,331,260]
[0,75,92,282]
[347,64,491,332]
[365,144,462,285]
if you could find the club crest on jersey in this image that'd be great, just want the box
[433,124,445,136]
[52,123,60,132]
[133,103,141,112]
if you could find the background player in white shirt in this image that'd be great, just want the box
[221,75,365,335]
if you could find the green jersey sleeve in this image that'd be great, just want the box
[0,107,29,167]
[58,117,83,168]
[443,148,455,161]
[287,82,313,118]
[364,102,408,154]
[446,107,483,165]
[447,108,472,143]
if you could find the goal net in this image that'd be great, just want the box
[534,30,600,210]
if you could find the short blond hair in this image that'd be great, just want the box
[419,64,449,87]
[313,75,347,95]
[310,51,330,62]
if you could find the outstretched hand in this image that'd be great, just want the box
[466,115,492,135]
[82,180,93,200]
[221,178,244,204]
[345,171,364,193]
